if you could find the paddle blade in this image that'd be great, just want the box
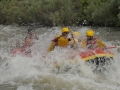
[73,32,80,36]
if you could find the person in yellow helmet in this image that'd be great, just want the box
[81,30,106,49]
[47,28,71,52]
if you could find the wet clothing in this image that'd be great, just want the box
[81,38,106,49]
[47,35,71,52]
[52,36,70,47]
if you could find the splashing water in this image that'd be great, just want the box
[0,25,120,90]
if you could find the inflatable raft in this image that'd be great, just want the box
[10,48,32,57]
[79,48,114,66]
[10,48,25,55]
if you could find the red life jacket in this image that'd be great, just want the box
[86,38,98,49]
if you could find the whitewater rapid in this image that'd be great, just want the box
[0,25,120,90]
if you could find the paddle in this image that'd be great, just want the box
[70,31,80,44]
[71,32,76,43]
[72,31,80,36]
[106,46,120,49]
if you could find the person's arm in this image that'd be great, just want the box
[22,37,32,48]
[47,37,58,52]
[47,42,55,52]
[35,35,39,40]
[97,39,106,48]
[52,37,59,42]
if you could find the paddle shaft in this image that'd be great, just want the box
[71,33,76,44]
[106,46,120,49]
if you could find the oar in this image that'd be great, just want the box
[71,32,77,44]
[72,31,80,37]
[106,46,120,49]
[71,31,80,43]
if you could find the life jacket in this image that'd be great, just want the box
[52,35,69,47]
[57,36,69,47]
[86,38,98,49]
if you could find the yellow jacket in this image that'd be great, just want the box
[81,38,106,49]
[47,36,69,52]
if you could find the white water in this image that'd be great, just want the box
[0,25,120,90]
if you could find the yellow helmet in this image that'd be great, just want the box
[61,28,70,33]
[86,30,94,36]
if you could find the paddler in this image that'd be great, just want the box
[81,29,106,49]
[22,37,32,54]
[11,37,32,56]
[11,28,38,56]
[27,28,38,40]
[21,28,39,47]
[47,27,71,52]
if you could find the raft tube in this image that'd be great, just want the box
[10,48,32,57]
[79,48,114,66]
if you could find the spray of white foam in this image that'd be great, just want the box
[0,25,120,90]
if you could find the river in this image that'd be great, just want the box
[0,25,120,90]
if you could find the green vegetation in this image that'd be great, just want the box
[0,0,120,26]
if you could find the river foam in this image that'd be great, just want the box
[0,25,120,90]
